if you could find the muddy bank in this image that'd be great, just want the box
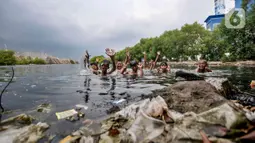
[151,80,226,113]
[167,61,255,67]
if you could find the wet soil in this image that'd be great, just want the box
[150,81,227,114]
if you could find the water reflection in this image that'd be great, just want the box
[83,76,91,103]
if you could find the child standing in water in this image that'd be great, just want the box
[196,60,212,73]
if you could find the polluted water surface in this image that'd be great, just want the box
[0,65,254,138]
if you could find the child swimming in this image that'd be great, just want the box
[100,48,116,76]
[90,62,99,75]
[121,60,144,77]
[89,48,116,76]
[143,49,159,70]
[157,62,170,74]
[147,51,170,74]
[196,60,212,73]
[149,51,160,70]
[116,48,130,73]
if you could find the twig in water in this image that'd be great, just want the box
[0,67,14,113]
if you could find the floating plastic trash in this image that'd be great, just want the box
[76,90,83,93]
[119,92,126,96]
[65,111,85,122]
[82,119,93,126]
[37,103,52,113]
[75,104,88,110]
[31,85,36,88]
[112,99,126,105]
[99,92,108,95]
[59,135,80,143]
[55,109,78,120]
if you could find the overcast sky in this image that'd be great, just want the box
[0,0,214,60]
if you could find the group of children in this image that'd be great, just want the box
[86,48,212,77]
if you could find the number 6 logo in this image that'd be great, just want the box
[225,8,246,29]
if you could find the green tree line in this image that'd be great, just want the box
[0,50,78,66]
[0,50,46,65]
[16,56,47,65]
[92,2,255,63]
[0,50,16,65]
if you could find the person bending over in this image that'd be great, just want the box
[196,60,212,73]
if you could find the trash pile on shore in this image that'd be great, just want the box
[1,78,255,143]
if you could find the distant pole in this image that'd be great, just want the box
[4,44,7,51]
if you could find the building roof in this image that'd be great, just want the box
[204,14,225,23]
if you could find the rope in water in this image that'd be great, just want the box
[0,67,14,113]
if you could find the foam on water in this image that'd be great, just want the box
[79,69,91,76]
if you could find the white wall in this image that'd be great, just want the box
[214,0,236,15]
[215,0,226,14]
[225,0,235,14]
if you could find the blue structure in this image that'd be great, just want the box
[204,0,232,31]
[204,14,225,31]
[235,0,242,8]
[204,0,254,31]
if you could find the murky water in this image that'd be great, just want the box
[0,64,254,136]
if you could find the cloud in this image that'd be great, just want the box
[0,0,214,59]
